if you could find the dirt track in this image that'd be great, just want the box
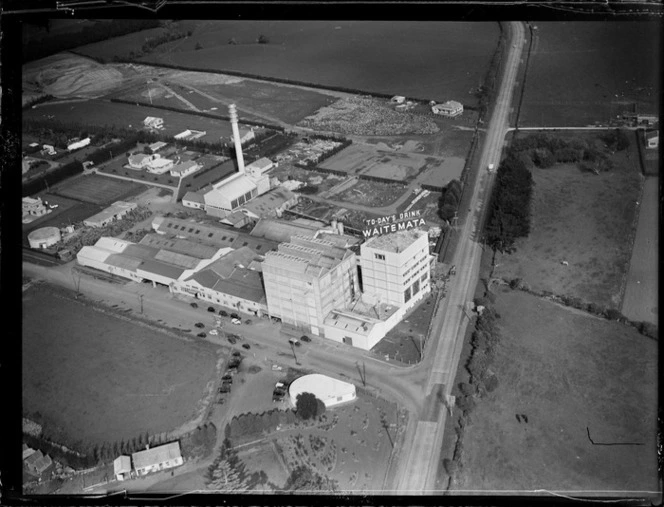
[621,176,658,325]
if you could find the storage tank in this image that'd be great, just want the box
[28,226,61,249]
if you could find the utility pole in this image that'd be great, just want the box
[139,294,144,314]
[289,342,299,365]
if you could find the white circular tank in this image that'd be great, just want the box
[28,226,61,249]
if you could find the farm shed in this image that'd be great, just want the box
[83,201,137,228]
[113,455,132,481]
[67,137,91,151]
[432,100,464,117]
[289,374,357,408]
[149,141,168,153]
[131,442,183,476]
[28,227,61,249]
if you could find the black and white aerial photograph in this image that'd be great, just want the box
[3,0,660,501]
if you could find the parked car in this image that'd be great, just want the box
[289,338,301,347]
[190,302,198,308]
[222,374,233,381]
[232,351,242,357]
[228,333,241,340]
[271,364,283,371]
[230,313,240,320]
[242,343,251,350]
[209,329,218,336]
[207,306,215,312]
[195,322,205,328]
[227,336,237,344]
[231,318,242,325]
[219,386,231,393]
[244,319,252,325]
[219,310,228,317]
[300,335,311,343]
[197,332,206,338]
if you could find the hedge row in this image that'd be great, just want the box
[227,409,299,444]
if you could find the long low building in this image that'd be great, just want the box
[83,201,137,228]
[131,442,183,476]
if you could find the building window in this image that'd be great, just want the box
[404,287,411,303]
[375,253,385,261]
[421,273,428,283]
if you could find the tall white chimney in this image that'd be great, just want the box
[228,104,245,174]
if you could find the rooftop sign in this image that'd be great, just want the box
[362,210,425,238]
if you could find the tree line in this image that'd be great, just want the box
[437,179,462,221]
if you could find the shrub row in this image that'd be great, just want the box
[227,409,298,444]
[437,179,462,221]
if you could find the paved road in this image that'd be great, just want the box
[396,21,526,493]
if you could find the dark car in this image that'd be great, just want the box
[197,332,206,338]
[190,302,198,308]
[228,333,241,340]
[219,310,228,317]
[242,343,251,350]
[227,336,237,345]
[207,306,216,313]
[232,351,242,357]
[195,322,205,328]
[221,375,233,382]
[230,313,240,320]
[300,335,311,342]
[219,386,231,393]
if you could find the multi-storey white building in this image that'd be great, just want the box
[262,234,360,336]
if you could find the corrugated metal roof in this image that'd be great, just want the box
[215,269,266,304]
[182,191,205,204]
[153,217,239,248]
[105,253,142,271]
[123,243,159,260]
[230,235,278,254]
[154,249,201,269]
[140,234,219,259]
[77,245,112,264]
[132,442,181,470]
[95,236,132,253]
[138,259,185,279]
[250,218,319,243]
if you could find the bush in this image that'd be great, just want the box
[485,374,499,393]
[455,395,476,414]
[458,382,476,396]
[604,308,624,321]
[638,321,657,339]
[295,392,321,420]
[509,278,523,290]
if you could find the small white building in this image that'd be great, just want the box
[174,129,206,141]
[390,95,406,104]
[67,137,91,152]
[131,442,183,477]
[289,374,356,408]
[149,141,168,153]
[145,156,175,174]
[41,144,56,156]
[22,196,48,217]
[432,100,464,117]
[144,116,164,129]
[128,153,152,170]
[113,455,132,481]
[182,191,206,209]
[28,227,61,249]
[170,160,201,178]
[229,127,255,145]
[646,130,659,149]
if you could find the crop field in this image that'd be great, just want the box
[22,283,220,445]
[521,22,661,127]
[51,173,145,205]
[453,287,658,493]
[621,176,658,325]
[320,144,441,183]
[24,100,233,142]
[493,132,642,309]
[131,21,499,106]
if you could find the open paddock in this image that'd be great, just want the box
[24,100,234,143]
[51,173,146,205]
[453,287,658,492]
[493,131,642,309]
[22,283,220,446]
[419,156,465,189]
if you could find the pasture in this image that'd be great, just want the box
[521,22,660,127]
[52,173,145,205]
[133,21,500,106]
[24,100,234,143]
[621,176,658,325]
[22,283,220,446]
[493,132,642,309]
[453,287,658,493]
[419,156,465,189]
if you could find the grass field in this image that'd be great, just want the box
[127,21,499,106]
[22,283,220,445]
[419,156,465,189]
[52,173,145,205]
[493,132,642,309]
[452,287,658,493]
[24,100,234,143]
[621,176,658,325]
[521,22,660,127]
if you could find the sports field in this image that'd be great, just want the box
[521,22,660,127]
[52,174,145,205]
[24,99,233,142]
[621,176,658,325]
[22,283,219,445]
[493,132,642,309]
[453,287,659,493]
[127,21,499,106]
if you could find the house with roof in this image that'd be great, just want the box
[182,191,206,209]
[128,153,152,170]
[390,95,406,104]
[170,160,201,179]
[149,141,168,153]
[145,155,175,174]
[645,130,659,149]
[144,116,164,129]
[114,455,132,481]
[219,210,253,229]
[432,100,464,117]
[131,442,183,476]
[24,450,54,477]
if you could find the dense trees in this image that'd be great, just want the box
[282,465,338,491]
[437,179,462,221]
[295,392,324,420]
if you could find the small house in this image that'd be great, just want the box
[170,160,201,178]
[390,96,406,104]
[41,144,56,156]
[432,100,464,118]
[144,116,164,129]
[114,455,132,481]
[131,442,183,476]
[182,191,206,209]
[645,130,659,149]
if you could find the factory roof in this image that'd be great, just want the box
[138,259,185,280]
[211,173,257,199]
[250,218,319,243]
[84,201,137,226]
[140,234,220,259]
[362,229,426,254]
[242,188,296,218]
[182,191,205,204]
[104,253,143,271]
[324,310,377,335]
[152,216,239,248]
[154,249,201,269]
[246,157,273,173]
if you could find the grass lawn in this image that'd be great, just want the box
[521,22,660,127]
[52,173,146,205]
[452,286,658,493]
[493,132,642,309]
[22,283,220,446]
[134,21,499,106]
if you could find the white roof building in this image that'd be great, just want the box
[113,455,132,481]
[289,374,356,408]
[131,442,183,476]
[170,160,201,178]
[203,173,258,216]
[144,116,164,129]
[432,100,464,117]
[145,156,175,174]
[67,137,91,151]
